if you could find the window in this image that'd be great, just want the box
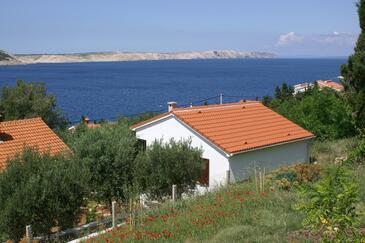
[198,158,209,186]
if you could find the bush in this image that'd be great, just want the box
[0,149,88,241]
[345,130,365,165]
[269,87,355,140]
[72,120,139,206]
[136,139,203,199]
[295,165,361,241]
[268,164,321,191]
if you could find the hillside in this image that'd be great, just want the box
[85,138,365,242]
[12,50,276,64]
[0,50,22,65]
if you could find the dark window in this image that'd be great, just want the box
[198,158,209,186]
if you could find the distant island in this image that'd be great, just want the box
[0,50,276,65]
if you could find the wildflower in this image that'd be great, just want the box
[320,216,328,225]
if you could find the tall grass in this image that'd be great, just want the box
[88,138,364,242]
[88,182,303,242]
[310,137,359,164]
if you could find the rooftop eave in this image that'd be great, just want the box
[131,113,173,132]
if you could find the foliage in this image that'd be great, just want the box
[135,139,203,200]
[72,120,139,206]
[274,82,294,100]
[127,112,161,126]
[267,164,322,191]
[0,148,88,241]
[345,129,365,165]
[262,95,273,106]
[310,137,359,164]
[341,0,365,129]
[295,165,361,242]
[57,123,89,146]
[269,87,355,140]
[0,80,68,129]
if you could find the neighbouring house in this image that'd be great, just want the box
[0,117,70,171]
[131,101,315,189]
[68,117,101,131]
[316,80,344,92]
[294,80,344,95]
[293,82,313,95]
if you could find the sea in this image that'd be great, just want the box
[0,58,346,123]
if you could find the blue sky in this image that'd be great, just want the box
[0,0,360,57]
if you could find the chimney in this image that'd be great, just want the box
[167,101,177,112]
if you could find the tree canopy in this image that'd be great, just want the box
[71,120,140,206]
[267,86,355,140]
[0,149,88,242]
[135,139,203,199]
[0,80,67,129]
[341,0,365,129]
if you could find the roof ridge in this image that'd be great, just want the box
[173,101,260,113]
[0,117,43,126]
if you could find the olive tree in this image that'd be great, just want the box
[0,80,68,129]
[136,139,203,199]
[0,149,88,242]
[72,120,139,206]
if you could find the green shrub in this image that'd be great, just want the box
[295,165,361,242]
[268,164,321,191]
[72,120,139,206]
[135,139,203,199]
[0,149,88,241]
[269,87,355,140]
[345,130,365,165]
[275,171,297,182]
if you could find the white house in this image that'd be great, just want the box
[131,101,314,189]
[293,82,313,95]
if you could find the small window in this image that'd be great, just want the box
[198,158,209,186]
[137,139,147,151]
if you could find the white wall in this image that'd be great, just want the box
[229,139,311,182]
[134,116,230,188]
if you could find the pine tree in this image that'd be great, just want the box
[341,0,365,129]
[274,86,282,99]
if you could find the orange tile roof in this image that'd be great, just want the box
[0,117,71,171]
[317,80,344,92]
[132,101,314,155]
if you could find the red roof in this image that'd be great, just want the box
[317,80,344,92]
[0,117,71,171]
[132,101,314,155]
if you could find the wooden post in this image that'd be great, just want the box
[26,225,32,243]
[112,201,117,228]
[254,167,258,193]
[262,167,265,191]
[172,184,177,202]
[259,168,262,192]
[225,170,230,185]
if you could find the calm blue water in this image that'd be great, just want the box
[0,58,346,122]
